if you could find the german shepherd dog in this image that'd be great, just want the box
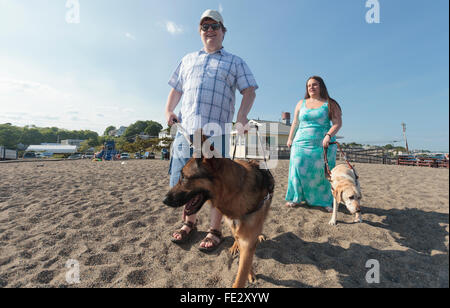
[163,151,274,288]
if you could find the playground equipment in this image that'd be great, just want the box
[95,141,118,161]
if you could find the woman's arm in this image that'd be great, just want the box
[323,106,342,148]
[287,101,302,149]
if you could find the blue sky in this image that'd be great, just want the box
[0,0,448,151]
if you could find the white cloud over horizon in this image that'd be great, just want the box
[0,58,166,135]
[165,21,184,35]
[125,32,136,40]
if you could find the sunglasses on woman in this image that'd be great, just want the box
[201,23,221,31]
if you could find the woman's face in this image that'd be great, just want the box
[307,79,321,97]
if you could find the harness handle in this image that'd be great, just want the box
[324,141,359,182]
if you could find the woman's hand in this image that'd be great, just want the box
[287,139,293,149]
[322,134,331,148]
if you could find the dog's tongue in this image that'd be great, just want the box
[184,194,201,216]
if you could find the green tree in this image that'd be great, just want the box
[124,120,163,140]
[103,126,116,136]
[20,127,44,146]
[0,124,21,148]
[144,121,163,137]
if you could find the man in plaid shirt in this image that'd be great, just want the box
[165,9,258,252]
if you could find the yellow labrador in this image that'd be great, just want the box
[328,164,362,225]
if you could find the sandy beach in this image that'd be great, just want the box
[0,159,448,288]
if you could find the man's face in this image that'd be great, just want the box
[200,19,224,51]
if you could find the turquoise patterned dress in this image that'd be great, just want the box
[285,100,337,207]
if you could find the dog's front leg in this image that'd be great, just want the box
[232,239,256,288]
[328,198,338,225]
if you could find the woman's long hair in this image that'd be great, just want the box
[304,76,342,119]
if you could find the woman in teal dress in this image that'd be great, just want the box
[285,76,342,211]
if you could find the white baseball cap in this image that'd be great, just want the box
[200,9,224,25]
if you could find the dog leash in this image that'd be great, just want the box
[232,121,273,216]
[172,119,194,148]
[324,141,359,184]
[173,119,273,216]
[232,121,270,167]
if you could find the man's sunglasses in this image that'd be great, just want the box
[201,23,221,31]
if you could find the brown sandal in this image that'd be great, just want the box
[171,220,197,244]
[198,228,223,253]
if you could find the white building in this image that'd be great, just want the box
[230,119,292,160]
[26,144,77,154]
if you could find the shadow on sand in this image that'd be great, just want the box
[255,206,449,288]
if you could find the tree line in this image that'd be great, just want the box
[0,120,166,154]
[0,123,99,149]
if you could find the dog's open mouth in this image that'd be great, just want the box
[183,193,206,216]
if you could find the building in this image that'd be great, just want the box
[229,112,343,160]
[115,126,127,137]
[26,144,77,154]
[230,117,292,160]
[61,139,85,148]
[107,126,128,137]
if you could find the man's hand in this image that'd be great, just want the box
[165,88,182,126]
[166,111,178,126]
[236,87,256,135]
[236,116,249,135]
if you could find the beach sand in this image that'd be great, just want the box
[0,159,448,288]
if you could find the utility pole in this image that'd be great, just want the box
[401,122,409,153]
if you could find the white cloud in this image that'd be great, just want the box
[125,32,136,40]
[0,78,69,100]
[0,56,166,134]
[165,21,184,35]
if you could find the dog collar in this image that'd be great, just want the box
[245,192,273,217]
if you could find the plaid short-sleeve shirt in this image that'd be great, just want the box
[168,48,258,135]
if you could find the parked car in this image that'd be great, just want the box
[68,153,82,160]
[23,152,36,159]
[147,152,155,159]
[83,153,94,159]
[134,152,142,159]
[121,152,130,159]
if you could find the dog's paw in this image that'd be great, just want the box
[248,270,256,284]
[328,219,337,226]
[257,235,266,243]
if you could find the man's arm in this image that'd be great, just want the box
[236,87,256,134]
[165,88,183,126]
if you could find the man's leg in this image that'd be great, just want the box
[199,205,223,249]
[170,133,196,241]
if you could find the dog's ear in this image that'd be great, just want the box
[334,184,344,204]
[201,156,222,172]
